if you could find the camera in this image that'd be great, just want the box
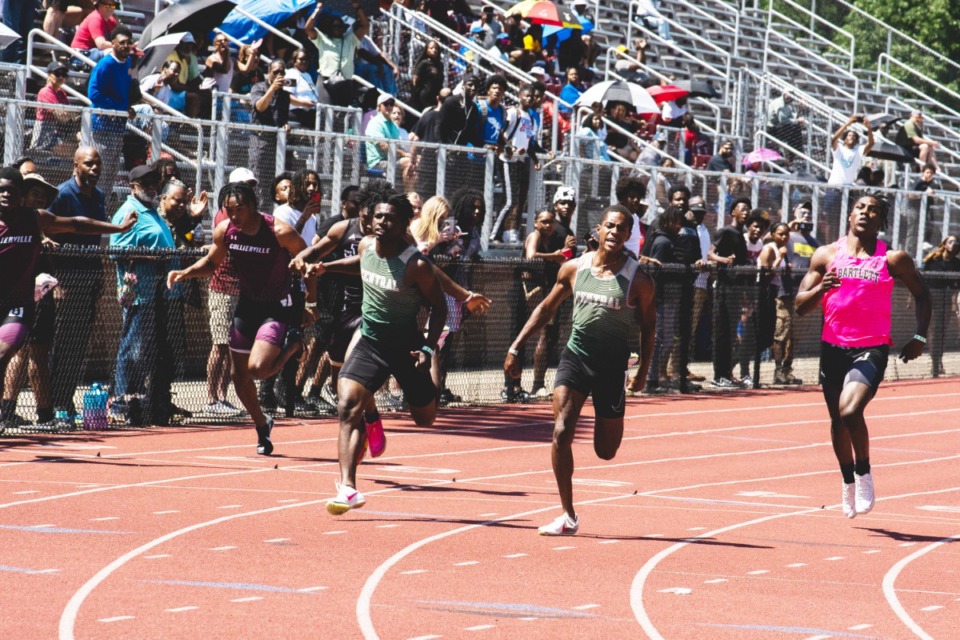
[283,78,296,87]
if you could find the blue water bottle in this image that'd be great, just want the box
[82,385,97,430]
[94,384,108,430]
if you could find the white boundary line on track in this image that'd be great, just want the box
[630,483,960,640]
[881,531,960,640]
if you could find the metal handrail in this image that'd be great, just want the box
[799,0,960,79]
[763,31,858,112]
[753,130,829,175]
[876,54,960,122]
[627,2,731,97]
[768,0,854,72]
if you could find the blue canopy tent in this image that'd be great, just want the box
[217,0,316,44]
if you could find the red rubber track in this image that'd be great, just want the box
[1,380,958,639]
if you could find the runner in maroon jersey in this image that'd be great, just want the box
[0,167,136,431]
[168,181,315,455]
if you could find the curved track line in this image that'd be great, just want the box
[881,531,960,640]
[57,499,324,640]
[630,485,960,639]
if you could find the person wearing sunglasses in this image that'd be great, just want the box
[31,60,77,153]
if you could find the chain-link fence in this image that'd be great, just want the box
[4,250,956,435]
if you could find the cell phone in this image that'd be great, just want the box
[443,217,457,235]
[310,192,322,204]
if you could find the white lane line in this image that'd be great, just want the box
[900,542,918,547]
[848,624,873,630]
[98,616,134,623]
[864,549,881,554]
[143,554,170,560]
[378,524,401,528]
[324,530,347,535]
[209,546,236,551]
[464,625,494,631]
[503,553,527,558]
[599,540,620,544]
[645,533,664,538]
[264,538,289,543]
[231,597,263,603]
[704,579,728,584]
[407,635,442,640]
[687,527,707,531]
[13,491,39,494]
[746,570,769,575]
[217,505,242,509]
[90,517,119,522]
[553,546,575,551]
[786,563,807,568]
[153,510,179,515]
[33,523,55,528]
[519,617,538,621]
[298,586,326,592]
[805,635,832,640]
[920,606,943,612]
[453,561,479,566]
[400,569,428,575]
[478,512,498,517]
[825,556,845,561]
[164,606,198,613]
[573,604,600,610]
[277,499,299,503]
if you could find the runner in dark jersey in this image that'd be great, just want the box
[168,182,315,455]
[505,206,657,535]
[0,167,136,431]
[296,188,447,515]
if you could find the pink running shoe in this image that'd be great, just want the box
[366,416,386,458]
[327,482,366,515]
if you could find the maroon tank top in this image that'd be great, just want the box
[224,214,290,301]
[209,208,240,295]
[0,207,42,308]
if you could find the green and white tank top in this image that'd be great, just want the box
[566,252,639,367]
[359,236,424,344]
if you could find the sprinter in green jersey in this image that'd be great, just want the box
[505,206,656,535]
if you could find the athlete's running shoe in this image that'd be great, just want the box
[366,415,386,457]
[327,482,366,515]
[710,377,740,390]
[256,416,274,456]
[320,383,338,409]
[842,481,857,519]
[538,513,579,536]
[855,472,875,514]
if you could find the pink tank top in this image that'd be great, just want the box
[821,238,893,347]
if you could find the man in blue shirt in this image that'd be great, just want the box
[88,25,138,197]
[49,147,109,426]
[108,165,174,425]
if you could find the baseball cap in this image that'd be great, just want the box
[553,186,576,204]
[46,60,68,74]
[528,66,546,77]
[377,92,395,106]
[228,167,258,185]
[180,33,196,44]
[688,196,708,213]
[129,164,161,184]
[794,200,812,219]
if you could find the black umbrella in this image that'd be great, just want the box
[137,0,237,79]
[866,140,913,164]
[139,0,238,48]
[865,112,902,132]
[676,79,721,100]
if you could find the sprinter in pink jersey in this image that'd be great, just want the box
[796,194,929,519]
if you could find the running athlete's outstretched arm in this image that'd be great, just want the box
[411,255,447,370]
[167,219,228,288]
[306,254,361,277]
[630,270,658,392]
[504,260,576,378]
[889,250,931,362]
[36,208,137,236]
[432,266,492,315]
[795,245,839,316]
[289,218,350,273]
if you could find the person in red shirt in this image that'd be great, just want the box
[31,60,76,154]
[70,0,118,63]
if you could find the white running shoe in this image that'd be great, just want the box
[326,482,366,515]
[855,472,875,514]
[538,513,579,536]
[842,481,857,519]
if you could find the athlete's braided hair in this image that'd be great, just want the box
[218,180,258,211]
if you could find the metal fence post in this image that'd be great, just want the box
[214,122,227,199]
[481,150,495,251]
[276,127,287,175]
[3,99,22,165]
[80,108,93,148]
[330,136,343,217]
[436,146,447,196]
[386,141,397,185]
[917,195,928,264]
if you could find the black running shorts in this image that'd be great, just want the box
[554,347,628,419]
[339,334,436,408]
[819,342,889,394]
[327,309,362,365]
